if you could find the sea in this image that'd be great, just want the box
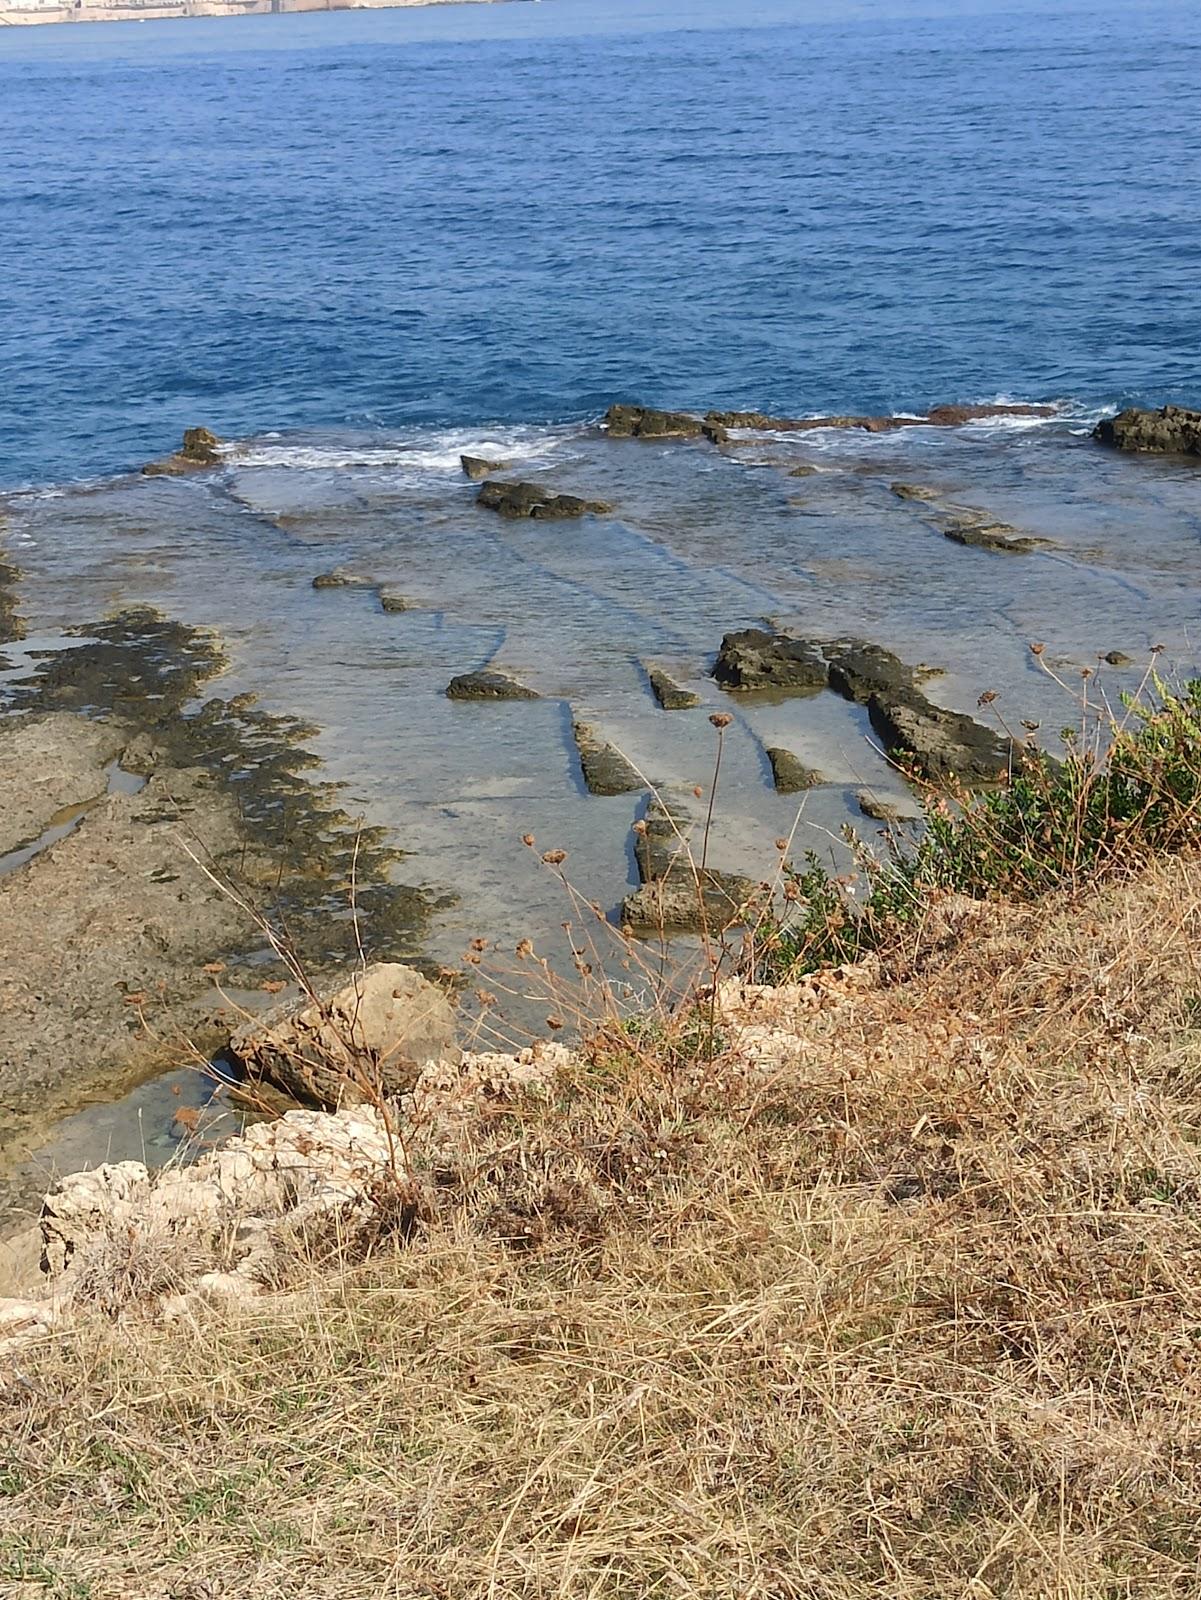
[1,0,1200,1170]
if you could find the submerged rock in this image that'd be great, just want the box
[940,516,1042,554]
[891,481,941,501]
[1093,404,1201,456]
[228,962,460,1111]
[572,719,645,795]
[378,587,410,614]
[312,567,377,590]
[461,454,508,481]
[604,405,727,444]
[446,669,540,701]
[622,794,762,934]
[142,426,223,477]
[857,789,905,823]
[477,480,613,520]
[1104,649,1133,666]
[647,666,701,711]
[706,403,1055,435]
[767,746,823,793]
[714,628,827,693]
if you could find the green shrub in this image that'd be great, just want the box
[758,676,1201,981]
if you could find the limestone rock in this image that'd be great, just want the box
[767,746,822,793]
[1093,404,1201,456]
[227,963,460,1110]
[647,666,701,711]
[477,480,612,520]
[142,426,223,477]
[572,719,644,795]
[714,628,827,693]
[446,669,539,701]
[622,793,762,934]
[461,454,508,480]
[604,405,727,444]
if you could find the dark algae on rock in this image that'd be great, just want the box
[646,666,701,711]
[572,719,645,795]
[767,746,823,793]
[5,608,434,972]
[0,546,24,644]
[604,405,728,444]
[142,426,224,478]
[1093,404,1201,456]
[477,480,613,520]
[622,793,762,934]
[713,629,827,693]
[445,669,540,701]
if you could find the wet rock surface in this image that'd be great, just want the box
[1093,404,1201,456]
[0,539,24,644]
[445,668,540,701]
[714,628,827,693]
[378,587,409,614]
[312,567,378,590]
[766,745,823,793]
[0,609,436,1222]
[713,629,1015,783]
[572,719,645,795]
[622,793,762,934]
[647,666,701,711]
[460,454,508,480]
[142,426,223,478]
[229,962,460,1111]
[857,789,906,822]
[705,402,1055,435]
[604,405,727,443]
[477,480,613,520]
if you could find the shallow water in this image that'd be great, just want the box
[2,0,1201,1177]
[6,411,1201,1005]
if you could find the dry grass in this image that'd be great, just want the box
[5,858,1201,1597]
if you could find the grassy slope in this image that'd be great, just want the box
[4,855,1201,1598]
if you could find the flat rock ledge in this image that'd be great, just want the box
[1093,404,1201,456]
[477,480,613,520]
[604,401,1055,444]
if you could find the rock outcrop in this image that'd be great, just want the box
[622,794,762,934]
[477,480,613,520]
[142,426,223,477]
[446,669,540,701]
[460,454,508,480]
[228,962,460,1111]
[646,666,701,711]
[604,405,728,444]
[572,719,644,795]
[714,631,1016,783]
[767,746,822,793]
[1093,405,1201,456]
[713,629,827,693]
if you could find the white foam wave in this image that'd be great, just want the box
[229,426,575,475]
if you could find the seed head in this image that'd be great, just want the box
[522,833,536,848]
[709,712,733,730]
[546,1015,564,1031]
[977,689,997,707]
[541,848,567,866]
[515,938,533,959]
[775,838,788,852]
[632,819,648,835]
[1030,642,1045,656]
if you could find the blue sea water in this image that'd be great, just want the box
[1,0,1199,487]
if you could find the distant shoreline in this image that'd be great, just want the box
[0,0,500,27]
